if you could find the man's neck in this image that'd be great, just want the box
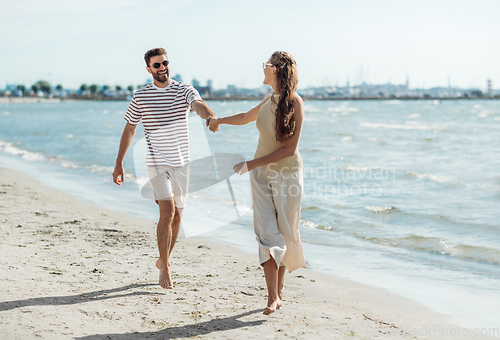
[154,78,171,88]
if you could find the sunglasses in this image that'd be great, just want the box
[263,62,274,69]
[151,60,169,69]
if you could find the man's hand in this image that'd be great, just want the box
[113,165,124,185]
[209,117,220,133]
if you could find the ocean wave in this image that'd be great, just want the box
[397,235,500,265]
[361,234,500,265]
[478,110,493,118]
[405,171,450,183]
[328,106,359,113]
[360,122,442,131]
[408,113,422,119]
[0,140,136,179]
[365,206,396,213]
[342,165,381,172]
[299,219,331,231]
[302,205,321,211]
[0,140,47,162]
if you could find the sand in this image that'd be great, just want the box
[0,165,496,340]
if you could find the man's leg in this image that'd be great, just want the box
[168,207,182,258]
[156,198,175,289]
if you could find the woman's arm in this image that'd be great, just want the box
[209,93,272,131]
[234,94,304,174]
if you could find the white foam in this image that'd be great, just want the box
[494,117,500,121]
[344,165,380,172]
[4,111,11,116]
[360,122,442,131]
[408,113,422,119]
[341,136,354,142]
[328,106,359,112]
[66,134,74,139]
[366,206,395,213]
[0,140,46,162]
[478,110,492,118]
[406,171,450,183]
[57,160,81,169]
[300,219,318,229]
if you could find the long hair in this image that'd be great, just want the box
[270,51,299,142]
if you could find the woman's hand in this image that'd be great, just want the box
[233,161,249,175]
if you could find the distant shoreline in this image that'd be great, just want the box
[1,96,499,104]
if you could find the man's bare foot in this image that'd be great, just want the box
[263,297,282,315]
[156,259,173,289]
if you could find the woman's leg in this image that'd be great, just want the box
[278,265,286,303]
[262,259,282,315]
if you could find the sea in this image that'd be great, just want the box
[1,98,499,331]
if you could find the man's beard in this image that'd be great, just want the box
[152,69,169,83]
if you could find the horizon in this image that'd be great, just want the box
[1,0,499,91]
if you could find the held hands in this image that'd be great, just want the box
[233,161,249,175]
[207,117,220,133]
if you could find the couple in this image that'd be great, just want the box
[112,48,306,315]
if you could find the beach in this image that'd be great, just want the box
[1,165,497,340]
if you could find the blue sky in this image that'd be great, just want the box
[1,0,499,90]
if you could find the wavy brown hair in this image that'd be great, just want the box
[269,51,299,142]
[144,48,167,67]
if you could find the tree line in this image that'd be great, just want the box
[8,80,140,98]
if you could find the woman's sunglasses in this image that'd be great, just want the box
[151,60,169,69]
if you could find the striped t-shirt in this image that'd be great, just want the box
[124,80,201,167]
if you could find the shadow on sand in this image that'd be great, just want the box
[75,309,266,340]
[0,283,157,312]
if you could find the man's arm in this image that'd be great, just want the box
[112,122,137,185]
[191,100,218,130]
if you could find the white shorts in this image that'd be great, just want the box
[147,165,190,208]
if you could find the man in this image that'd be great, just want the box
[112,48,217,289]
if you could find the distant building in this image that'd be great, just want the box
[174,74,183,82]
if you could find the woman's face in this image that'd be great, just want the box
[263,58,276,86]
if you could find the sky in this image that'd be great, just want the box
[1,0,499,91]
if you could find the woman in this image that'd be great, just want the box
[209,51,306,315]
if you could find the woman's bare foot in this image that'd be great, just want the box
[263,297,282,315]
[156,258,173,289]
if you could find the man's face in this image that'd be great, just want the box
[147,55,170,83]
